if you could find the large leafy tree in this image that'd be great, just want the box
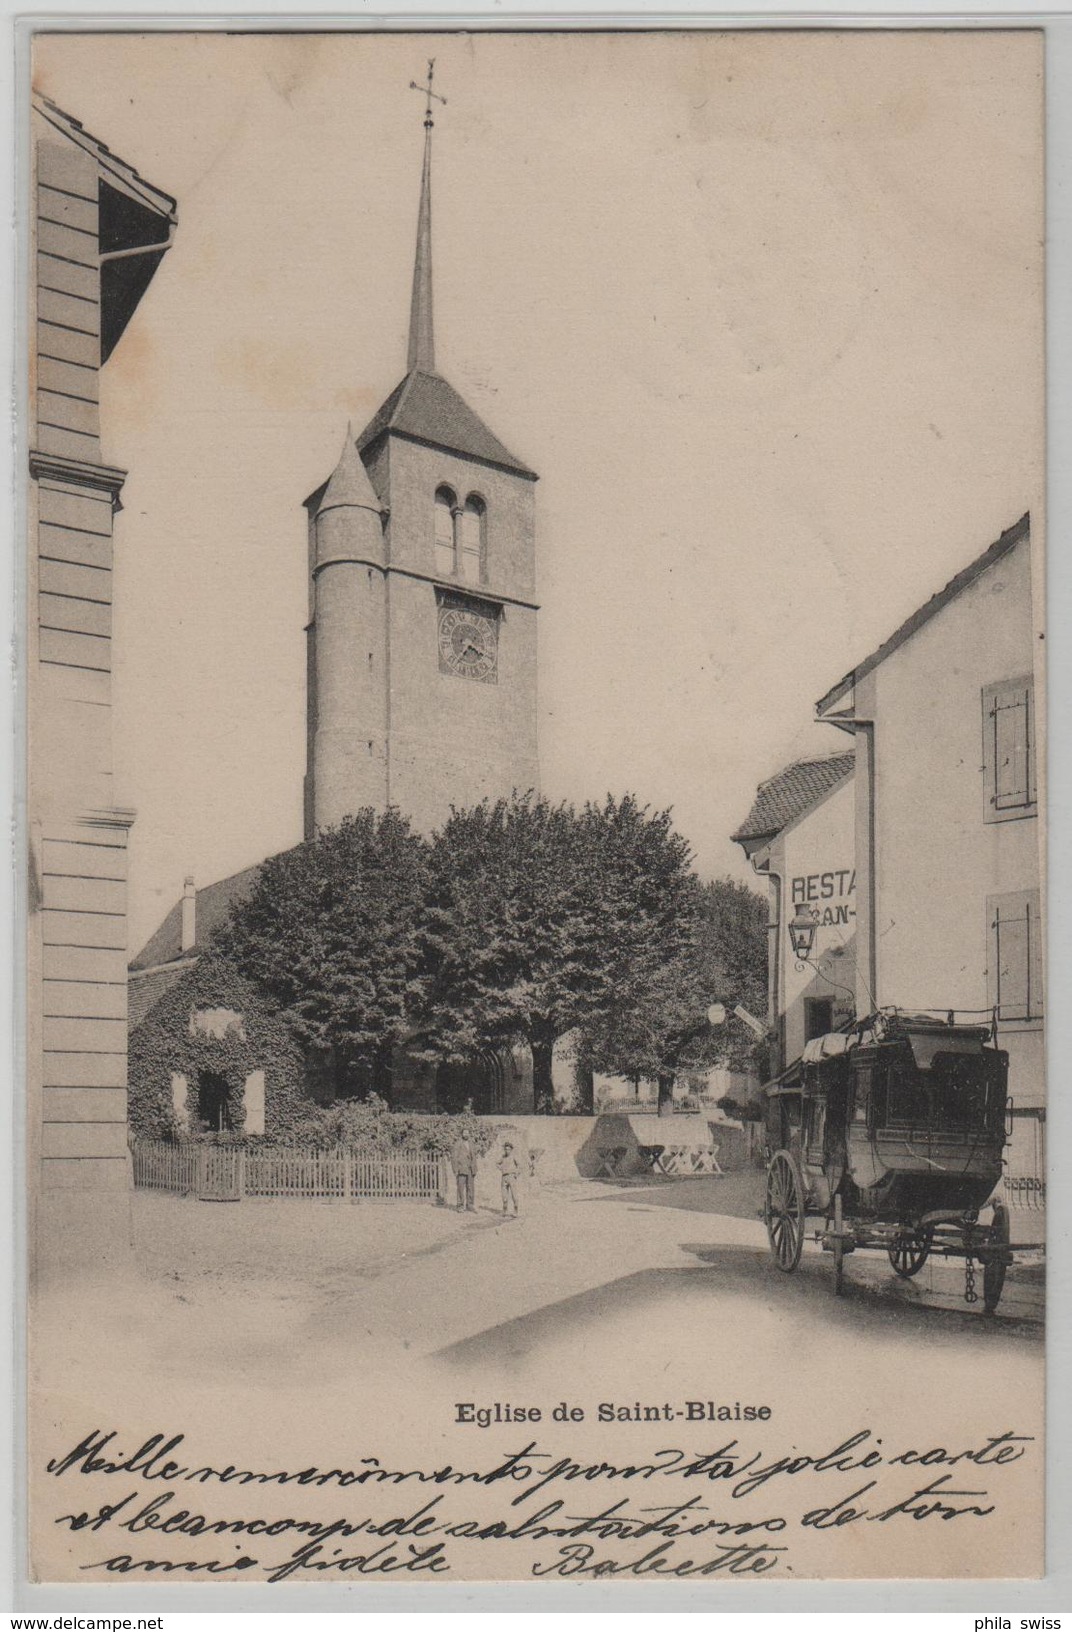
[579,875,770,1111]
[419,792,702,1113]
[694,876,770,1062]
[215,809,429,1099]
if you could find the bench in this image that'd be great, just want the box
[656,1143,722,1176]
[637,1144,666,1173]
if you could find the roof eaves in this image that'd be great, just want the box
[730,753,855,846]
[383,427,538,482]
[34,94,177,221]
[815,513,1030,719]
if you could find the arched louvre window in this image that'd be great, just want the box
[434,487,457,577]
[460,495,487,585]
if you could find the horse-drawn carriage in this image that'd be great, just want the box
[763,1010,1017,1312]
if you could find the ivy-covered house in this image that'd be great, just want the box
[127,862,537,1133]
[128,947,307,1140]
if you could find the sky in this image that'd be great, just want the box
[32,28,1044,956]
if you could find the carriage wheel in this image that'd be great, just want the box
[983,1201,1010,1315]
[888,1228,932,1279]
[765,1151,805,1272]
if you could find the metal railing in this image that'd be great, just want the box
[1001,1108,1046,1212]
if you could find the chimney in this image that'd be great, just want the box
[181,876,196,953]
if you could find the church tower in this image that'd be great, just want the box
[304,72,539,838]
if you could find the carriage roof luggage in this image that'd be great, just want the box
[766,1009,995,1093]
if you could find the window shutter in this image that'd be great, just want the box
[987,890,1043,1021]
[983,678,1036,821]
[1028,895,1044,1016]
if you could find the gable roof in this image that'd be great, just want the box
[731,753,855,848]
[34,94,177,219]
[356,368,537,480]
[129,852,295,972]
[34,94,178,365]
[816,512,1030,717]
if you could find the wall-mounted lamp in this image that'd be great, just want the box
[788,903,820,962]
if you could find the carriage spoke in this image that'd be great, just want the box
[765,1151,804,1274]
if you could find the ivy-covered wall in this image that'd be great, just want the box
[128,956,504,1156]
[128,955,309,1141]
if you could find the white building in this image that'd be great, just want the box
[733,752,856,1074]
[816,513,1044,1208]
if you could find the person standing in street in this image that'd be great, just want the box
[498,1141,520,1217]
[450,1134,477,1212]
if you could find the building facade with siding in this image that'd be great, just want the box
[27,97,176,1264]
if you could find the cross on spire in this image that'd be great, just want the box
[409,58,446,132]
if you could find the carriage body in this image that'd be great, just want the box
[762,1012,1013,1309]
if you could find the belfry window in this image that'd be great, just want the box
[459,495,487,585]
[434,487,457,577]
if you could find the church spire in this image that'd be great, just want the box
[407,60,445,375]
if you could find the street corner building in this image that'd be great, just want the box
[734,513,1044,1231]
[128,96,544,1128]
[26,95,177,1271]
[732,749,857,1074]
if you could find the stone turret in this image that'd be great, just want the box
[304,425,388,836]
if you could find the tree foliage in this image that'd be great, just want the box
[212,795,769,1117]
[215,809,428,1096]
[578,875,769,1101]
[418,793,703,1110]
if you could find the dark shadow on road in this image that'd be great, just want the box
[680,1241,1043,1335]
[434,1237,1040,1371]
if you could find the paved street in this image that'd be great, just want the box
[31,1171,1045,1583]
[34,1171,1042,1394]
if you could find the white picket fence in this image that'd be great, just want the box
[131,1140,200,1195]
[131,1140,443,1203]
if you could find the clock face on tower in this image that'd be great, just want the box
[437,599,499,683]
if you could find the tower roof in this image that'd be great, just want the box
[408,123,435,374]
[356,369,536,479]
[315,422,385,515]
[353,65,536,482]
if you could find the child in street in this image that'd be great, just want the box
[498,1141,520,1217]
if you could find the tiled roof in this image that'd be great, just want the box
[129,852,297,972]
[731,753,855,846]
[128,961,193,1029]
[816,512,1030,716]
[356,369,536,479]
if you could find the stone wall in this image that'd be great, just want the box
[471,1111,756,1184]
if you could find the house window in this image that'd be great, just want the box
[982,677,1036,821]
[459,495,486,585]
[987,890,1044,1022]
[434,486,457,578]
